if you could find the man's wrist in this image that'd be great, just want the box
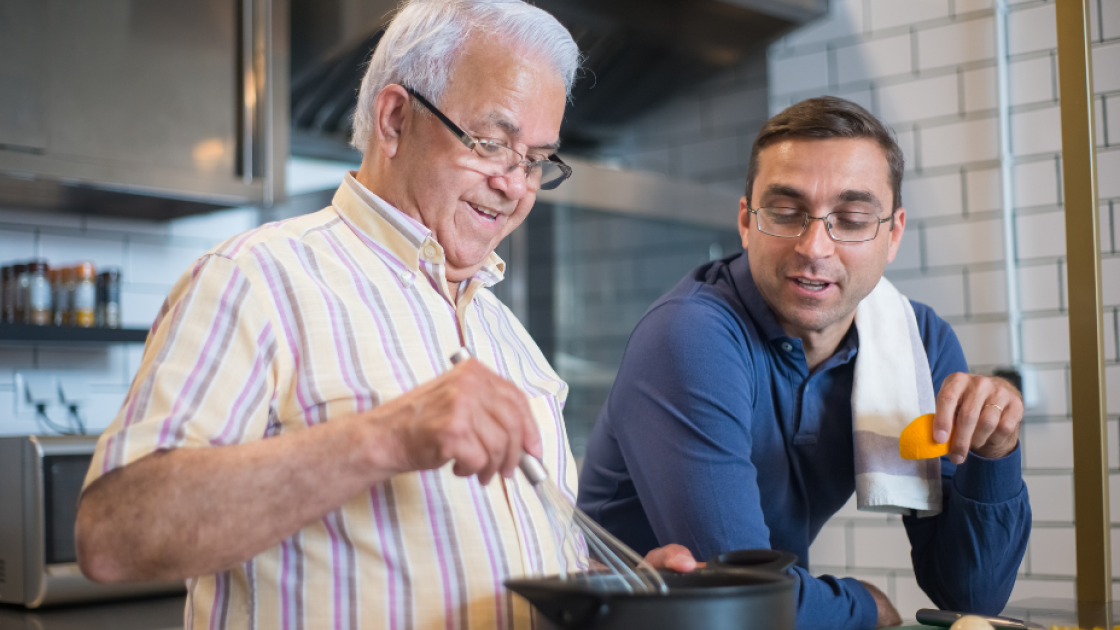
[859,580,902,628]
[953,441,1024,504]
[349,407,412,482]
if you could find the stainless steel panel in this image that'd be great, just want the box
[0,0,49,150]
[0,0,288,217]
[0,437,28,604]
[0,436,184,608]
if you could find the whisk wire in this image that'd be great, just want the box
[447,348,666,595]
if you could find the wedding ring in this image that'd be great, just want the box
[983,404,1003,413]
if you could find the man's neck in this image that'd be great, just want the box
[784,313,856,372]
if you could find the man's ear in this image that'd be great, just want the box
[885,207,906,264]
[738,196,752,250]
[372,84,411,159]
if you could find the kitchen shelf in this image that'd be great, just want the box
[0,323,148,345]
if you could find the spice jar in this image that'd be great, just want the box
[51,268,68,326]
[96,268,121,329]
[26,261,52,326]
[1,266,13,323]
[71,262,97,328]
[13,263,30,323]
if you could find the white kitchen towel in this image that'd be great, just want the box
[851,277,943,517]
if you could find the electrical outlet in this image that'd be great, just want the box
[57,375,92,406]
[14,372,59,416]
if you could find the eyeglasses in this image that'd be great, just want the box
[404,86,573,191]
[748,206,894,243]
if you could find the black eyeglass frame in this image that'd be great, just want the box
[748,206,896,243]
[403,86,572,190]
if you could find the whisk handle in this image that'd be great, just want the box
[519,453,548,485]
[449,348,549,486]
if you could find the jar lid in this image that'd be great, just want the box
[97,268,121,281]
[27,261,48,273]
[74,261,96,279]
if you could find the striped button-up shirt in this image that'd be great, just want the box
[85,174,578,630]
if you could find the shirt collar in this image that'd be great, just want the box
[728,253,789,343]
[333,173,506,287]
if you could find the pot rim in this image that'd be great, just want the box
[504,567,795,600]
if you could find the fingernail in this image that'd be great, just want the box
[951,454,964,465]
[934,430,949,443]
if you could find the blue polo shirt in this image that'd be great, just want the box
[577,252,1030,630]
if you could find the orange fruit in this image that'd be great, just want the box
[899,413,951,460]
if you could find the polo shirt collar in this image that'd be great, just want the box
[729,253,790,343]
[332,173,506,287]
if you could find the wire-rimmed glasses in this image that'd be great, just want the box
[748,206,894,243]
[405,86,572,191]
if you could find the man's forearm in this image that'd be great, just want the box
[76,411,400,583]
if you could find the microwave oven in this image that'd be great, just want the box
[0,435,185,608]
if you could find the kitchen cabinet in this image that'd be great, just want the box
[0,0,288,219]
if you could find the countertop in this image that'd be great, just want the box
[0,595,184,630]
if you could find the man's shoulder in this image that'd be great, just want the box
[206,206,343,264]
[636,258,760,349]
[906,298,967,370]
[907,298,956,338]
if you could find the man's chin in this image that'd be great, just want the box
[775,306,849,336]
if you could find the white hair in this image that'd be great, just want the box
[350,0,580,152]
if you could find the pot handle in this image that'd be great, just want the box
[511,587,608,630]
[707,549,799,573]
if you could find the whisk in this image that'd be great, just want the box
[449,348,667,594]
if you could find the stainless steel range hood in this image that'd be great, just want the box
[290,0,827,159]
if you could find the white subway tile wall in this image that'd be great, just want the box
[1009,55,1056,107]
[868,0,949,32]
[1012,158,1060,208]
[962,66,1000,112]
[917,18,997,70]
[0,205,264,436]
[762,0,1120,613]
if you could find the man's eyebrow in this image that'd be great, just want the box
[836,189,883,210]
[483,114,560,153]
[762,184,806,200]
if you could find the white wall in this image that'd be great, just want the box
[0,206,261,435]
[767,0,1120,610]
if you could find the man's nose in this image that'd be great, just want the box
[489,165,530,200]
[795,216,835,259]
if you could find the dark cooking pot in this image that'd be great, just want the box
[504,549,798,630]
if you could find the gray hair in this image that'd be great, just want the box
[351,0,580,152]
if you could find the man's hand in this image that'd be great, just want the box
[378,356,543,485]
[861,581,902,628]
[933,373,1023,465]
[643,544,703,572]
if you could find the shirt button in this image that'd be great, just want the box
[781,342,794,352]
[399,270,414,285]
[422,245,437,259]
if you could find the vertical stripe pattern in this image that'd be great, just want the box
[84,174,575,630]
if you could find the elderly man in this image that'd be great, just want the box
[578,97,1031,630]
[75,1,692,628]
